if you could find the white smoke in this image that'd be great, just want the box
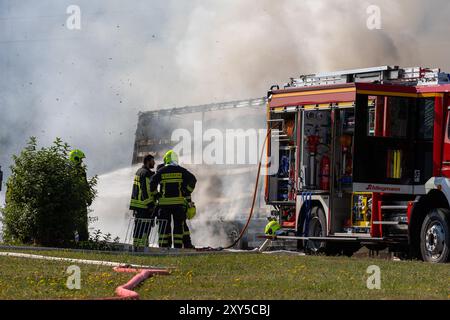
[91,161,267,247]
[89,165,138,241]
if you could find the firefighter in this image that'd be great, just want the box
[155,162,193,248]
[265,219,281,236]
[129,154,156,249]
[0,165,3,192]
[69,149,91,241]
[183,202,196,249]
[159,161,196,248]
[156,163,165,174]
[150,150,196,249]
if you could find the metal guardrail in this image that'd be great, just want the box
[125,217,169,249]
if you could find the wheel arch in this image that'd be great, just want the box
[297,199,325,235]
[409,189,450,256]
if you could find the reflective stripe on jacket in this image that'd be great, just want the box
[130,166,155,210]
[150,164,196,206]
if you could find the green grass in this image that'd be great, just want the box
[0,248,448,300]
[0,256,131,299]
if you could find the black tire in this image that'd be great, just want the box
[419,208,450,263]
[304,206,327,254]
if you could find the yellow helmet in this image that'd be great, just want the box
[69,149,85,164]
[163,150,179,165]
[265,220,281,235]
[186,203,196,220]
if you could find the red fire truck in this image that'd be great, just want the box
[265,66,450,263]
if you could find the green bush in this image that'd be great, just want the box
[78,229,121,251]
[0,137,97,247]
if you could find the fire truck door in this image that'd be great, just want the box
[442,107,450,178]
[353,94,416,193]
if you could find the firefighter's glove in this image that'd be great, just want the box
[186,202,196,220]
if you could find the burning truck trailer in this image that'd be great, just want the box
[132,98,270,249]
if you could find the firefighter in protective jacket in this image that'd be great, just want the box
[156,162,195,248]
[150,150,196,248]
[69,149,91,241]
[130,154,156,248]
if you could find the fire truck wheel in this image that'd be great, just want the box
[420,208,450,263]
[305,206,327,254]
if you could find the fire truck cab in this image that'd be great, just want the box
[265,66,450,263]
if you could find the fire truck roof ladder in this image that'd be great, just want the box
[286,66,450,88]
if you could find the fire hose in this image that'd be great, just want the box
[223,129,271,250]
[111,267,169,300]
[0,251,169,300]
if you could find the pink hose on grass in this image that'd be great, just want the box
[111,267,170,300]
[0,251,169,300]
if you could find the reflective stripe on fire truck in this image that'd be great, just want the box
[357,90,444,98]
[273,87,356,99]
